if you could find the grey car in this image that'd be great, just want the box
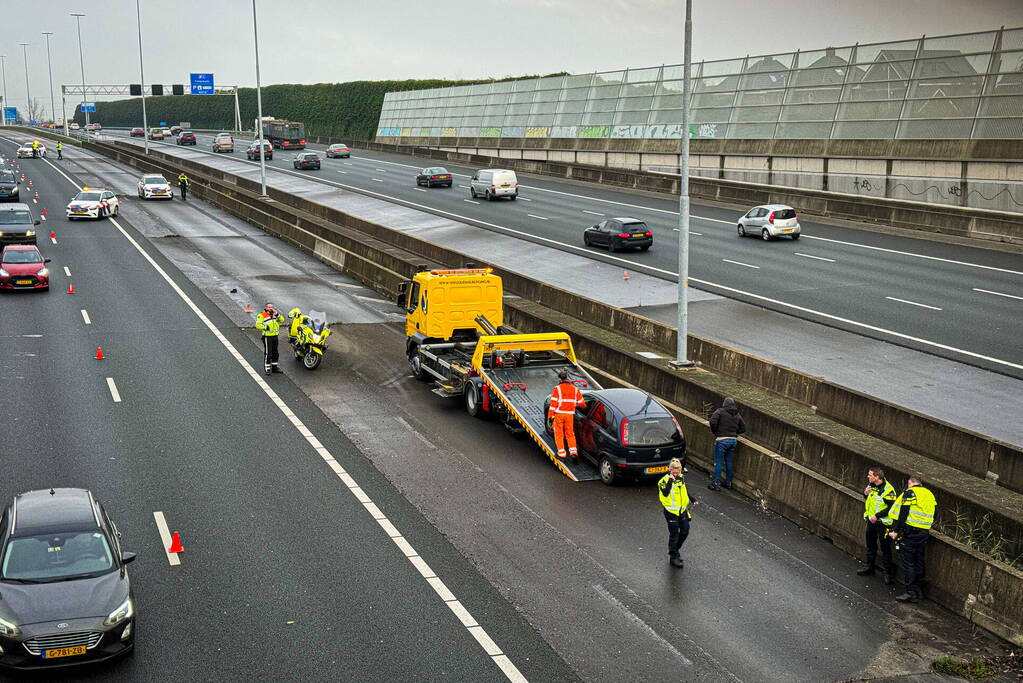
[737,204,801,241]
[0,489,136,671]
[0,170,20,202]
[0,203,41,245]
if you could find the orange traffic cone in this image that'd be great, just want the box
[33,192,39,199]
[244,303,252,313]
[41,207,47,215]
[49,231,55,240]
[95,346,105,360]
[167,531,184,554]
[66,282,74,294]
[623,270,630,281]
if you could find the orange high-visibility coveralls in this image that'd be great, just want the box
[548,381,586,458]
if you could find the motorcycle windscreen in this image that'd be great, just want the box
[308,311,327,333]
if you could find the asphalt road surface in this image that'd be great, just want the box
[1,133,1008,682]
[0,135,574,682]
[104,129,1023,379]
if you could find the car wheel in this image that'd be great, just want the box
[609,238,620,253]
[791,233,800,240]
[762,228,772,241]
[509,194,517,201]
[465,382,485,418]
[410,351,428,381]
[470,187,477,199]
[599,455,618,486]
[737,224,746,237]
[114,205,119,216]
[583,233,591,247]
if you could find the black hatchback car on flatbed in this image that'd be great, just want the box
[547,387,685,485]
[0,488,136,671]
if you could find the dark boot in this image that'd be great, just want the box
[856,565,876,576]
[670,557,684,568]
[707,483,720,491]
[883,571,893,586]
[895,591,918,603]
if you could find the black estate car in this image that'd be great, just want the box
[583,217,654,252]
[293,152,321,170]
[547,388,685,485]
[0,489,136,671]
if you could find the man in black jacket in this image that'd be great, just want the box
[708,397,745,491]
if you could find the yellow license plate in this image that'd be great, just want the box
[782,229,793,233]
[632,233,646,237]
[501,184,511,188]
[16,279,32,285]
[44,645,87,659]
[645,465,669,474]
[73,211,87,214]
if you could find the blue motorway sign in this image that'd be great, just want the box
[2,107,16,123]
[81,102,96,113]
[190,73,214,95]
[159,121,167,126]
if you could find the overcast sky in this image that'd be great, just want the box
[1,0,1021,114]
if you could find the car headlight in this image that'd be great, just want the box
[25,230,34,237]
[0,616,21,637]
[11,186,18,193]
[37,268,49,277]
[0,268,9,278]
[104,597,133,627]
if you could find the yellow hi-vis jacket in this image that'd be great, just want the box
[255,311,285,336]
[864,479,897,523]
[658,474,691,517]
[885,485,937,531]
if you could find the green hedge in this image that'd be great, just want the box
[75,75,566,142]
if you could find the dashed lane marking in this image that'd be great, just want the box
[972,288,1023,301]
[63,266,71,277]
[81,309,91,325]
[106,377,122,402]
[722,258,759,269]
[527,214,548,221]
[794,252,836,263]
[152,511,181,566]
[885,296,942,311]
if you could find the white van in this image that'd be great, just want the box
[470,169,518,201]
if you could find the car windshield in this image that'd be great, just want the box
[3,250,42,264]
[0,210,32,225]
[182,132,194,135]
[143,176,166,185]
[74,192,102,202]
[0,173,15,183]
[626,415,682,447]
[1,531,114,582]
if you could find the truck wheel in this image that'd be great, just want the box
[410,352,428,381]
[599,455,618,486]
[465,382,484,418]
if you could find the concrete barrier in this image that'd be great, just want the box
[80,135,1023,645]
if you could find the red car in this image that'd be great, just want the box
[177,131,197,145]
[0,244,50,291]
[130,127,145,138]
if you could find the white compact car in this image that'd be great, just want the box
[69,122,81,130]
[16,143,46,159]
[66,188,120,220]
[137,174,173,200]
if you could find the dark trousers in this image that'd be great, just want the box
[865,520,894,572]
[57,149,63,160]
[899,528,929,595]
[262,335,279,369]
[664,510,691,558]
[179,184,188,201]
[713,438,736,485]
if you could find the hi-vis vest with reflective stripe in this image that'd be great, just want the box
[255,311,284,336]
[885,485,937,530]
[658,475,690,516]
[864,480,897,522]
[549,382,584,415]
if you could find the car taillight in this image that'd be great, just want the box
[617,232,630,238]
[768,211,775,224]
[283,142,290,146]
[431,175,439,179]
[645,231,653,236]
[300,140,306,145]
[620,418,630,447]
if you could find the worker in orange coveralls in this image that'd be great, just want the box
[548,370,586,460]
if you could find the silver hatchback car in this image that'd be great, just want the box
[737,204,800,241]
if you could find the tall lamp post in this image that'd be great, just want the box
[670,0,695,368]
[42,32,56,125]
[71,12,89,128]
[18,43,30,124]
[251,0,268,197]
[135,0,149,153]
[0,55,7,126]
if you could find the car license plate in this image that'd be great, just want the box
[501,184,511,188]
[782,229,793,233]
[632,233,646,238]
[73,211,87,215]
[44,645,87,658]
[645,465,669,474]
[16,279,32,285]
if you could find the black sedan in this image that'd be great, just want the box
[176,132,197,145]
[293,152,321,170]
[583,217,653,252]
[547,388,685,485]
[415,167,453,188]
[0,488,136,671]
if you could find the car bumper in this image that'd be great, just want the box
[0,192,19,201]
[606,450,686,478]
[621,238,653,248]
[143,191,172,199]
[0,622,133,671]
[67,208,100,219]
[492,187,517,197]
[0,234,37,245]
[327,152,350,157]
[767,224,801,237]
[0,275,48,289]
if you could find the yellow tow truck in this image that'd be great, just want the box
[397,267,601,481]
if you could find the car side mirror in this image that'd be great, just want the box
[395,281,410,309]
[44,258,51,263]
[121,551,137,565]
[34,219,40,225]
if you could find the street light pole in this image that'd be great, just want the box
[0,55,7,126]
[19,43,30,124]
[671,0,695,368]
[135,0,149,153]
[71,12,89,128]
[42,33,56,125]
[251,0,267,197]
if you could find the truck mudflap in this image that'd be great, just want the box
[478,365,601,482]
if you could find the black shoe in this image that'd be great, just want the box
[272,366,282,373]
[895,592,918,603]
[883,572,893,586]
[721,481,732,489]
[707,483,720,491]
[670,557,684,568]
[856,566,876,577]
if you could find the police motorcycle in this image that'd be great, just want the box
[287,308,331,370]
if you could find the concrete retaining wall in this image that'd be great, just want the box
[80,135,1023,645]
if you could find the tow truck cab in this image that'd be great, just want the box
[397,267,503,342]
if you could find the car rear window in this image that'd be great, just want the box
[625,416,682,447]
[774,208,796,219]
[0,210,32,225]
[3,249,42,263]
[1,531,114,581]
[623,222,649,232]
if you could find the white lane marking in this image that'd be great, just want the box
[583,210,604,216]
[81,309,91,325]
[527,214,548,221]
[32,198,37,204]
[413,187,427,192]
[41,214,46,221]
[152,511,181,566]
[458,184,470,189]
[36,153,527,682]
[394,416,438,450]
[794,252,836,263]
[803,235,1023,276]
[106,377,122,402]
[672,228,702,235]
[343,162,353,165]
[518,197,531,201]
[722,258,759,269]
[463,199,479,205]
[374,168,387,172]
[973,287,1023,301]
[372,178,383,182]
[337,170,347,174]
[63,266,71,277]
[885,296,943,311]
[50,236,57,245]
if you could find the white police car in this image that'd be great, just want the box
[136,174,173,200]
[66,188,120,220]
